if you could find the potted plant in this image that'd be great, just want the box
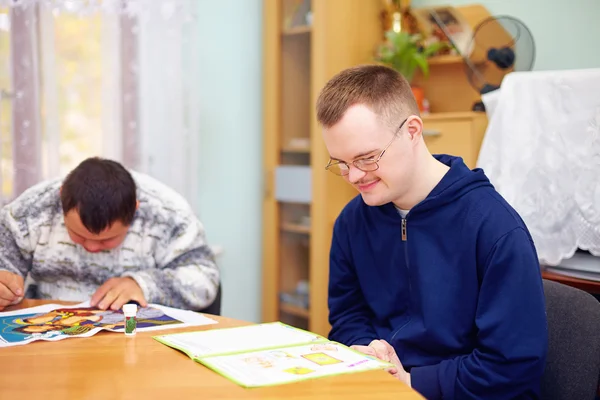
[376,30,447,111]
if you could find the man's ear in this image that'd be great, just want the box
[407,116,424,142]
[135,200,140,210]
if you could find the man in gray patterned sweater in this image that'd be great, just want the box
[0,157,220,312]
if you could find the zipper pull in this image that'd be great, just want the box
[402,218,407,241]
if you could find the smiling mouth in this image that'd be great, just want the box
[357,179,380,192]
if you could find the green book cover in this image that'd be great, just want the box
[153,321,394,388]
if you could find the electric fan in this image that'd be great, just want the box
[431,13,536,111]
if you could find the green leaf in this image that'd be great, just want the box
[376,44,395,63]
[413,52,429,78]
[376,29,447,83]
[397,47,415,79]
[389,31,410,52]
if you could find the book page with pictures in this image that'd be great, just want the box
[200,341,393,388]
[154,322,324,359]
[0,301,217,347]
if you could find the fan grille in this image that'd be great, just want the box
[465,16,536,92]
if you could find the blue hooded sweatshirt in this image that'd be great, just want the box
[328,155,547,400]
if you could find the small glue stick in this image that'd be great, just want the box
[123,303,138,336]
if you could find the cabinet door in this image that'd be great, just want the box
[422,118,478,168]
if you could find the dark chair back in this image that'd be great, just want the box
[542,279,600,400]
[198,282,222,316]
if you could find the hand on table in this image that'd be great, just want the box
[0,270,24,311]
[351,339,411,387]
[90,277,147,311]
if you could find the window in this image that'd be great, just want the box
[0,2,199,209]
[0,5,134,203]
[0,8,12,200]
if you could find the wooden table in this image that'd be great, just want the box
[0,300,422,399]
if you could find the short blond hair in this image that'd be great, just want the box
[316,64,419,130]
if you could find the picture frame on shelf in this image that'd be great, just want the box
[412,6,473,57]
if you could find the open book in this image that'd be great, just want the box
[153,322,394,388]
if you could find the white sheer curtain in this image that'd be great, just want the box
[136,1,200,207]
[0,0,200,210]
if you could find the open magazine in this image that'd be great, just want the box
[0,301,216,347]
[154,322,394,388]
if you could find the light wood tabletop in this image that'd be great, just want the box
[0,300,423,399]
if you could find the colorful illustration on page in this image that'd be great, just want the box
[283,366,314,375]
[268,350,296,360]
[301,352,343,366]
[0,306,181,344]
[242,355,276,369]
[310,343,339,352]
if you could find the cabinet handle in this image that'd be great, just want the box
[423,129,441,137]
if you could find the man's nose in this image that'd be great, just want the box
[348,165,367,184]
[84,241,101,252]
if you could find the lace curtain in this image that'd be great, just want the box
[0,0,200,209]
[478,69,600,266]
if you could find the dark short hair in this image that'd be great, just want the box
[316,64,419,130]
[60,157,137,234]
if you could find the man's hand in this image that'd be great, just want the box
[373,340,411,386]
[90,277,147,311]
[0,270,24,311]
[352,339,411,387]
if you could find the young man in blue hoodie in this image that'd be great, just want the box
[316,65,548,399]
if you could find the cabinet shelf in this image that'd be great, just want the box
[281,222,310,234]
[263,0,385,337]
[282,25,311,36]
[280,303,310,319]
[428,54,487,66]
[422,111,484,121]
[281,145,310,154]
[428,54,466,65]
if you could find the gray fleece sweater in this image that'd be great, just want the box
[0,171,219,310]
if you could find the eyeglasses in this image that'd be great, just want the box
[325,118,408,176]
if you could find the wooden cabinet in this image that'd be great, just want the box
[422,112,488,169]
[412,5,499,170]
[262,2,503,337]
[262,0,383,336]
